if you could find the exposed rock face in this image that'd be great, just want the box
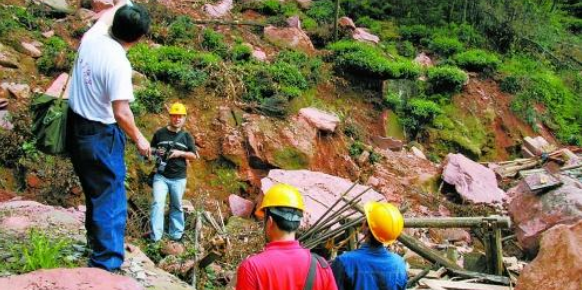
[0,268,144,290]
[507,175,582,253]
[228,194,254,218]
[352,28,380,44]
[0,200,84,233]
[442,153,506,204]
[516,221,582,290]
[264,26,315,54]
[338,16,356,30]
[46,73,70,98]
[414,52,433,67]
[1,82,31,99]
[251,47,267,61]
[203,0,233,18]
[287,16,301,29]
[298,108,340,133]
[261,170,386,226]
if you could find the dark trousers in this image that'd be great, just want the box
[68,109,127,271]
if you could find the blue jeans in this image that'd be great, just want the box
[68,110,127,272]
[150,174,187,241]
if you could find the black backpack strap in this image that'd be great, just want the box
[303,254,317,290]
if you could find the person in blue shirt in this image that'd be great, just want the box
[331,202,407,290]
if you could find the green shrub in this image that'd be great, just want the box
[201,28,228,57]
[453,49,500,72]
[281,2,301,17]
[432,23,486,47]
[500,75,522,94]
[401,98,443,138]
[396,41,415,58]
[167,16,196,45]
[269,62,308,90]
[429,36,463,56]
[229,43,252,62]
[306,0,336,24]
[348,141,365,156]
[258,0,281,15]
[563,16,582,33]
[37,37,74,75]
[399,24,431,44]
[302,17,318,30]
[134,82,168,114]
[19,229,73,272]
[427,66,468,93]
[342,0,391,20]
[275,50,323,84]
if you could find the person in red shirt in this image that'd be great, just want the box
[236,184,338,290]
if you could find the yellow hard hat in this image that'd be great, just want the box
[364,201,403,245]
[169,103,187,115]
[255,183,305,219]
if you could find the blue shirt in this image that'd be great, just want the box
[331,244,407,290]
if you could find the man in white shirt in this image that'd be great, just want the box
[67,0,151,272]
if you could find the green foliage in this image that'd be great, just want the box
[356,17,399,40]
[401,98,443,138]
[427,66,468,93]
[348,141,365,156]
[37,37,74,75]
[210,167,247,194]
[128,43,216,91]
[306,0,336,24]
[229,43,252,62]
[329,40,421,80]
[453,49,500,72]
[201,29,228,57]
[399,24,431,44]
[258,0,281,15]
[301,17,318,30]
[268,62,308,90]
[18,229,73,272]
[341,0,392,20]
[144,241,164,264]
[500,76,522,94]
[429,36,463,56]
[275,50,323,84]
[396,41,416,58]
[134,82,169,114]
[167,16,197,45]
[432,23,486,47]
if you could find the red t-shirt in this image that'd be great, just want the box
[236,240,338,290]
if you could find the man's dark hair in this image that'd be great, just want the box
[265,207,301,232]
[111,4,151,43]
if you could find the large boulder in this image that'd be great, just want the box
[0,200,84,234]
[298,107,340,133]
[264,26,315,54]
[260,169,386,226]
[507,175,582,253]
[36,0,73,14]
[45,73,70,98]
[352,28,380,44]
[442,153,506,204]
[0,268,143,290]
[515,221,582,290]
[203,0,233,18]
[338,17,356,30]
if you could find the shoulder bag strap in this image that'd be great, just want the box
[303,254,318,290]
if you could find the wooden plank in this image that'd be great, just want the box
[408,268,446,279]
[420,279,510,290]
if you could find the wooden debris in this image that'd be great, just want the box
[419,279,510,290]
[407,267,447,279]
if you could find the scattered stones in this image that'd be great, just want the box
[442,153,506,204]
[298,107,340,133]
[228,194,254,218]
[516,221,582,290]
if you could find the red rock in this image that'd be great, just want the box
[26,173,43,189]
[507,175,582,253]
[45,73,70,98]
[442,153,506,204]
[352,28,379,44]
[203,0,233,18]
[0,268,143,290]
[515,221,582,290]
[298,107,340,133]
[287,16,301,29]
[251,47,267,62]
[228,194,254,218]
[371,136,404,151]
[21,42,42,58]
[1,82,30,99]
[522,136,552,157]
[91,0,114,12]
[264,26,315,54]
[414,52,433,67]
[260,170,386,227]
[222,130,247,168]
[161,241,185,256]
[338,17,356,29]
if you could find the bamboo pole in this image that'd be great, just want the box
[404,216,511,229]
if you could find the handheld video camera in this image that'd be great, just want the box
[153,147,169,174]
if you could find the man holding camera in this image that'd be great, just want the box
[149,102,198,242]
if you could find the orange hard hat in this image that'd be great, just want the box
[364,201,404,245]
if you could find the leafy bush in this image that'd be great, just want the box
[306,0,336,24]
[134,82,168,114]
[429,36,463,56]
[399,24,431,44]
[258,0,281,15]
[348,141,365,156]
[128,44,217,91]
[427,66,468,93]
[302,17,318,30]
[432,23,486,47]
[329,40,420,80]
[167,16,197,45]
[401,98,443,138]
[342,0,392,20]
[396,41,416,58]
[18,229,73,272]
[268,62,308,90]
[453,49,500,72]
[201,28,228,57]
[275,50,323,84]
[229,43,252,62]
[37,37,74,75]
[500,75,522,94]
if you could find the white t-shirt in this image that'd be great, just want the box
[68,21,134,124]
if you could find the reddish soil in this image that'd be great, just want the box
[456,77,558,160]
[0,189,16,202]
